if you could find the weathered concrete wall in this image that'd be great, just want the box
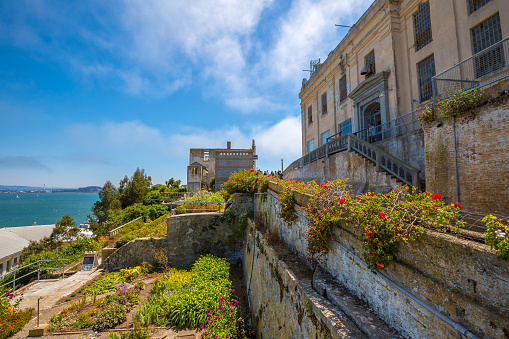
[255,188,509,338]
[167,213,244,267]
[285,150,399,195]
[375,129,425,178]
[244,220,367,339]
[424,100,509,215]
[102,238,167,271]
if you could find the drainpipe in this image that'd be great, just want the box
[346,53,354,131]
[452,116,460,202]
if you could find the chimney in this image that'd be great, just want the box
[227,141,231,149]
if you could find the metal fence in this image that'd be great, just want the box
[0,259,69,292]
[433,36,509,102]
[109,216,143,236]
[170,201,227,214]
[352,110,422,143]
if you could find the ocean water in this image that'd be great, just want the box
[0,193,99,228]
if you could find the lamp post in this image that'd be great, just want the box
[281,158,284,172]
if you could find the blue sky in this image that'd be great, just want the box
[0,0,372,188]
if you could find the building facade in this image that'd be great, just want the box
[300,0,508,155]
[187,140,257,192]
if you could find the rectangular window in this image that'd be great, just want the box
[13,257,17,266]
[203,151,209,161]
[0,263,3,276]
[467,0,491,15]
[307,139,315,152]
[308,106,313,125]
[365,50,376,77]
[339,76,347,102]
[417,54,436,102]
[191,167,198,175]
[321,92,327,115]
[321,130,330,145]
[414,2,432,51]
[340,119,352,136]
[471,13,504,77]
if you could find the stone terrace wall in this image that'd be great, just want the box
[284,150,398,195]
[255,184,509,338]
[167,212,244,267]
[102,238,167,271]
[424,100,509,215]
[243,220,367,339]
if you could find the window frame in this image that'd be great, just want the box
[321,92,328,116]
[307,139,315,152]
[339,75,348,103]
[417,54,436,102]
[308,105,313,125]
[413,2,433,51]
[321,130,331,146]
[471,13,504,78]
[467,0,492,15]
[364,50,376,77]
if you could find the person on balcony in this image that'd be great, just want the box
[368,123,375,143]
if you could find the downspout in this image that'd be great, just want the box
[345,53,354,131]
[452,116,460,202]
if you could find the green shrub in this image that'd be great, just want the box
[222,169,268,196]
[484,215,509,260]
[440,88,486,118]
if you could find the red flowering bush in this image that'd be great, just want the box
[0,292,33,339]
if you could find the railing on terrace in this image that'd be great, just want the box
[433,36,509,102]
[161,191,199,203]
[352,110,422,143]
[0,259,68,292]
[109,216,143,236]
[288,133,420,188]
[169,201,227,214]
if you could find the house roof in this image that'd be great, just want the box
[188,162,206,168]
[0,229,30,261]
[4,224,55,242]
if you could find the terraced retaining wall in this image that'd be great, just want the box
[255,184,509,338]
[243,221,368,339]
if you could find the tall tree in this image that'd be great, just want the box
[118,168,152,208]
[51,214,79,243]
[92,181,120,223]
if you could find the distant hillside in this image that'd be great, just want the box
[52,186,102,193]
[0,185,101,193]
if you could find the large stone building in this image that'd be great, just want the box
[187,140,257,192]
[300,0,508,155]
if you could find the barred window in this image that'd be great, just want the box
[308,106,313,125]
[339,76,347,102]
[467,0,491,15]
[365,50,376,77]
[321,92,327,115]
[417,54,436,102]
[413,2,432,51]
[471,13,504,77]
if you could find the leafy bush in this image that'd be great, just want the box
[222,169,268,196]
[136,255,246,338]
[484,215,509,260]
[120,267,142,283]
[82,272,125,296]
[440,88,486,118]
[175,190,225,214]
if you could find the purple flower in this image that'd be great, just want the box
[496,230,506,238]
[99,304,106,309]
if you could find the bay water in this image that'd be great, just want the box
[0,193,99,228]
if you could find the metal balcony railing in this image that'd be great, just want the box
[287,133,420,188]
[0,259,69,292]
[433,36,509,102]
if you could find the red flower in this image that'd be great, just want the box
[378,263,384,269]
[379,212,385,219]
[425,192,430,196]
[366,232,373,237]
[431,193,442,200]
[370,192,375,197]
[369,252,374,256]
[339,199,345,205]
[357,197,362,201]
[301,205,304,208]
[453,202,461,208]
